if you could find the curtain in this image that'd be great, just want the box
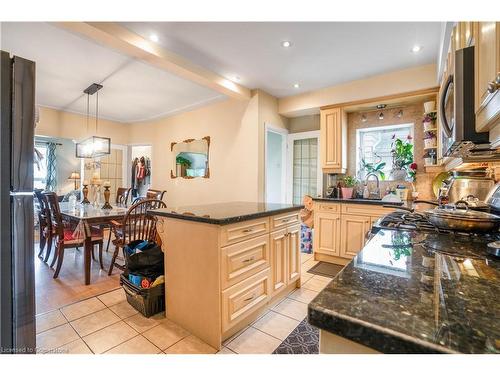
[45,142,57,192]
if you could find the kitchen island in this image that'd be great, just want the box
[151,202,303,349]
[308,228,500,353]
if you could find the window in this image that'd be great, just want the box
[356,123,413,181]
[34,143,47,190]
[291,137,319,205]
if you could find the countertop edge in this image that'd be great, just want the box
[149,205,303,225]
[312,197,405,206]
[308,297,455,354]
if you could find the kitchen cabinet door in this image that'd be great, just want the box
[320,107,346,173]
[270,228,287,295]
[474,22,500,132]
[286,224,301,284]
[313,212,341,257]
[340,215,371,259]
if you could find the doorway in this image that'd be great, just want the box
[265,125,288,203]
[286,131,322,205]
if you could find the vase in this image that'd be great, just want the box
[102,186,112,209]
[423,122,434,131]
[81,184,90,204]
[390,169,406,181]
[341,187,353,199]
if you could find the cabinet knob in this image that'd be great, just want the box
[488,80,500,94]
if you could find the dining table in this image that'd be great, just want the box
[59,202,129,285]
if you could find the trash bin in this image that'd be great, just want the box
[120,272,165,318]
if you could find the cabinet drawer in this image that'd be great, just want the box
[341,204,394,217]
[316,202,340,213]
[221,234,270,289]
[221,268,271,332]
[221,217,270,246]
[270,211,300,230]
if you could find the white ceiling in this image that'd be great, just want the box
[122,22,443,98]
[0,22,224,123]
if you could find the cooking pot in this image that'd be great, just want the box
[424,202,500,232]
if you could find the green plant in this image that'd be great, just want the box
[342,175,357,188]
[176,155,192,167]
[361,158,386,181]
[391,136,414,171]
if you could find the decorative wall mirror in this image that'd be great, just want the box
[170,136,210,179]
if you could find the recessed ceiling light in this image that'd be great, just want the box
[149,34,159,43]
[293,83,300,88]
[411,45,422,53]
[282,41,292,48]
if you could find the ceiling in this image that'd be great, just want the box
[121,22,443,98]
[0,22,224,123]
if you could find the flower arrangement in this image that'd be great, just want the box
[422,112,437,124]
[341,175,358,188]
[391,134,417,182]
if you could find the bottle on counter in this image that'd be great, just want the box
[337,181,343,198]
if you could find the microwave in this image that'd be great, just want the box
[440,46,489,157]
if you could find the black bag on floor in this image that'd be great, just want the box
[124,240,164,278]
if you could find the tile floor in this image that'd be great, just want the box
[36,252,332,354]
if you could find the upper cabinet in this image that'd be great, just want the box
[320,107,347,173]
[473,22,500,132]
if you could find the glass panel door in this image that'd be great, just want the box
[292,138,318,205]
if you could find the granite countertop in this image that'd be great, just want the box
[150,201,303,225]
[308,229,500,354]
[313,197,407,207]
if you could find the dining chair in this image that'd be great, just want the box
[104,187,132,253]
[34,189,54,263]
[146,189,166,201]
[44,192,104,279]
[106,199,166,275]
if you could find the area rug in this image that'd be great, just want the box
[307,261,344,278]
[273,318,319,354]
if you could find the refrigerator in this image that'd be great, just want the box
[0,50,36,353]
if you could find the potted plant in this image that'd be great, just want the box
[422,112,436,131]
[391,135,414,181]
[341,175,357,199]
[361,157,386,181]
[176,155,191,177]
[424,132,437,148]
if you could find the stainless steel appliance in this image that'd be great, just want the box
[444,171,495,202]
[440,46,490,158]
[0,51,36,353]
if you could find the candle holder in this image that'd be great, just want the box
[81,184,90,204]
[102,186,112,209]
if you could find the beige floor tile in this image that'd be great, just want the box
[299,273,314,285]
[226,327,281,354]
[36,323,79,352]
[252,311,300,340]
[109,300,139,319]
[313,274,334,282]
[164,335,217,354]
[36,310,67,333]
[271,298,308,321]
[60,297,107,321]
[105,335,161,354]
[124,313,161,333]
[57,338,93,354]
[216,347,236,354]
[301,252,313,264]
[221,326,248,346]
[142,320,190,350]
[97,288,126,307]
[302,277,331,292]
[288,288,318,304]
[70,308,120,337]
[83,321,137,354]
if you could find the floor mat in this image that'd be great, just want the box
[273,318,319,354]
[307,261,344,278]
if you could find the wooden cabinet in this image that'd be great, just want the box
[270,224,301,296]
[340,215,371,259]
[473,22,500,132]
[313,211,341,257]
[320,107,347,173]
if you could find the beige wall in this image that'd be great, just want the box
[288,115,320,134]
[279,64,438,117]
[128,95,260,207]
[346,100,438,200]
[36,106,130,145]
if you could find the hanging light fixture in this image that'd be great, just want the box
[361,114,367,122]
[76,83,111,158]
[376,104,386,120]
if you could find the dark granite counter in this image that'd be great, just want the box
[150,201,303,225]
[313,197,407,206]
[308,229,500,353]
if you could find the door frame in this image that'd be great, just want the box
[264,124,288,203]
[286,130,322,204]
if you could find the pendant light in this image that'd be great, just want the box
[76,83,111,158]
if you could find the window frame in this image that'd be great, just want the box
[355,123,414,181]
[34,142,48,190]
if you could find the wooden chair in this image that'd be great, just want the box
[107,199,166,276]
[44,192,104,279]
[104,187,132,252]
[146,189,166,201]
[34,189,54,263]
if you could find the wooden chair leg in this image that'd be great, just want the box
[53,242,64,279]
[108,245,120,276]
[98,241,104,270]
[91,244,96,261]
[106,228,112,252]
[38,228,46,258]
[44,234,54,264]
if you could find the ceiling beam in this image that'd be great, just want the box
[54,22,251,100]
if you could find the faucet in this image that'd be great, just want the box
[365,173,380,200]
